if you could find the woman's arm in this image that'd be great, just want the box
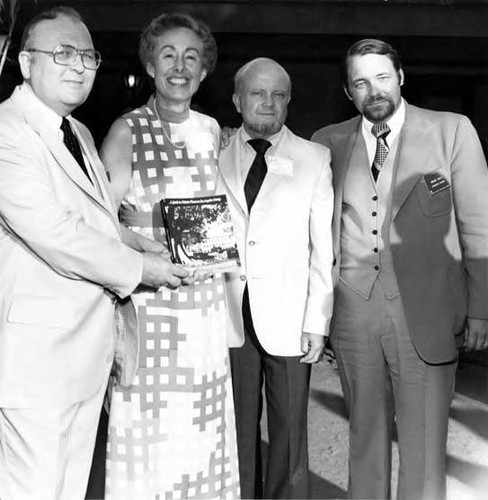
[100,118,133,209]
[101,118,166,254]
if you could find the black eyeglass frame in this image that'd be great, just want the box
[24,44,102,70]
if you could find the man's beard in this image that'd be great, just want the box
[247,118,283,137]
[363,95,396,122]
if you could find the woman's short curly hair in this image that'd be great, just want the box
[139,12,217,74]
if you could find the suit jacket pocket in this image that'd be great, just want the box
[416,171,452,217]
[7,295,78,330]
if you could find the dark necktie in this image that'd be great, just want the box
[61,117,91,182]
[371,122,391,182]
[244,138,272,211]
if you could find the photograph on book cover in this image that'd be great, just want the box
[160,194,241,272]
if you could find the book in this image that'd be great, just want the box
[160,194,241,272]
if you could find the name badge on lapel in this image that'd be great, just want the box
[267,156,294,176]
[423,170,450,195]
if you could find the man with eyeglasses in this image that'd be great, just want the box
[0,6,189,499]
[26,44,102,70]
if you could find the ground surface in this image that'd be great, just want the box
[87,353,488,499]
[307,352,488,500]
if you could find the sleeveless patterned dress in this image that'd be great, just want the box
[105,98,240,500]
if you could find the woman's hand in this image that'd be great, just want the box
[220,127,238,150]
[181,268,214,286]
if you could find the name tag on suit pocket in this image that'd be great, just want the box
[423,170,450,195]
[417,169,452,217]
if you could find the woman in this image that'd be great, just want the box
[101,13,240,499]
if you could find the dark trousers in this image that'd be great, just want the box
[230,287,311,499]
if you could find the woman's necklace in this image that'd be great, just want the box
[153,102,187,150]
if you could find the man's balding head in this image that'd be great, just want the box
[18,7,97,116]
[233,58,291,139]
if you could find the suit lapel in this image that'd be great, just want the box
[219,132,248,216]
[43,124,113,217]
[256,126,294,202]
[332,118,362,255]
[258,163,290,202]
[391,105,435,220]
[73,122,120,225]
[219,126,296,217]
[14,86,116,223]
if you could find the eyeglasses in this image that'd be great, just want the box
[25,44,102,70]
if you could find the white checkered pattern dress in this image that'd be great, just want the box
[105,99,240,500]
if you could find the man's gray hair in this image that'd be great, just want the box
[233,57,292,94]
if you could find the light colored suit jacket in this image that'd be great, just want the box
[0,84,143,408]
[312,103,488,364]
[219,125,334,356]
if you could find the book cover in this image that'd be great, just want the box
[160,195,241,272]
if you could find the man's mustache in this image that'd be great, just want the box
[366,95,390,106]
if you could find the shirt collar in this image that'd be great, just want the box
[362,98,406,142]
[238,125,286,154]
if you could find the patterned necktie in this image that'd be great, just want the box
[244,138,272,211]
[371,122,391,182]
[61,117,91,182]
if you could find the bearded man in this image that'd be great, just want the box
[312,39,488,500]
[218,57,334,499]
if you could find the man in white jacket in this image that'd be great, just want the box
[219,57,334,499]
[0,7,187,500]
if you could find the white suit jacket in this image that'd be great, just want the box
[0,84,143,408]
[219,125,334,356]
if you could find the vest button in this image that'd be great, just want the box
[240,275,247,281]
[374,265,379,271]
[372,211,377,217]
[249,240,256,246]
[372,195,378,201]
[373,247,378,253]
[372,229,378,235]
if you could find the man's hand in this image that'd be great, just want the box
[120,226,168,255]
[300,332,325,364]
[220,127,238,150]
[141,252,189,290]
[137,235,167,254]
[462,317,488,351]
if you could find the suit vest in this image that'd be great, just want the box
[340,131,400,299]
